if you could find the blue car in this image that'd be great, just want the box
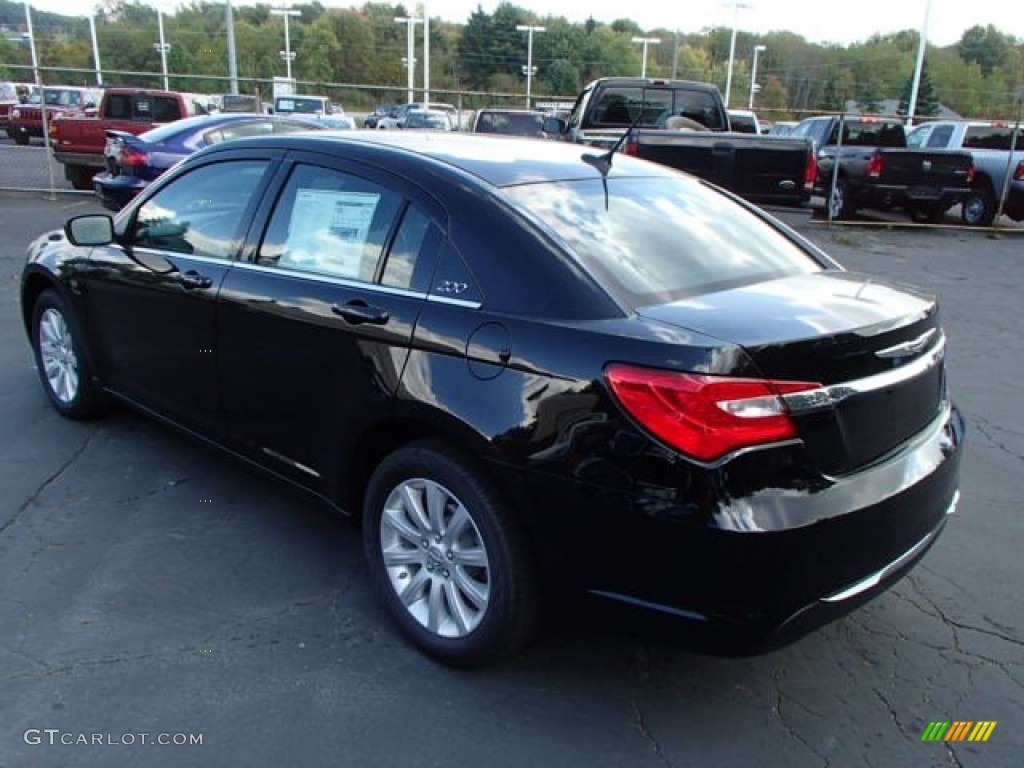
[93,113,323,211]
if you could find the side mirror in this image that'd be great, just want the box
[542,116,567,135]
[65,214,114,246]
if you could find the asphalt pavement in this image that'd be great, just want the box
[0,190,1021,767]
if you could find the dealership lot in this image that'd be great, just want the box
[0,190,1021,766]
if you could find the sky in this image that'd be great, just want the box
[23,0,1024,48]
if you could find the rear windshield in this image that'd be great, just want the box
[834,121,905,147]
[276,97,327,114]
[589,86,727,131]
[503,176,822,306]
[964,125,1024,151]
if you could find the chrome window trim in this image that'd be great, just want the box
[232,260,484,308]
[232,260,427,300]
[130,247,235,266]
[783,334,945,414]
[426,294,483,309]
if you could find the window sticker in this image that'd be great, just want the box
[280,189,381,279]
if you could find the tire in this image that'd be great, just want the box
[909,203,946,224]
[65,165,94,191]
[31,289,107,419]
[13,133,29,146]
[961,186,996,227]
[827,177,852,219]
[362,440,540,666]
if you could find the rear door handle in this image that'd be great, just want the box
[178,270,213,290]
[331,299,390,326]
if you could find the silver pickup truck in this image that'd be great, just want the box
[907,120,1023,226]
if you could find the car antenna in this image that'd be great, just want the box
[581,107,645,209]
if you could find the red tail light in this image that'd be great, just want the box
[866,154,884,179]
[1015,160,1023,182]
[118,147,149,168]
[623,133,639,156]
[967,164,976,185]
[804,147,817,190]
[605,365,820,462]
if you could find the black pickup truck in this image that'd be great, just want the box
[543,77,814,207]
[791,116,975,221]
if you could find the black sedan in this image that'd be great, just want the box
[20,132,963,666]
[92,113,323,211]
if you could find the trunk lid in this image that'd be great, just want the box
[637,271,947,475]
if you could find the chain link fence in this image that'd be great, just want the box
[2,65,1021,232]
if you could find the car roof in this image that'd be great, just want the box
[202,131,679,188]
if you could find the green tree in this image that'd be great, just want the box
[898,60,940,117]
[958,24,1011,76]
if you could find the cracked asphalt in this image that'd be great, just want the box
[1,191,1021,767]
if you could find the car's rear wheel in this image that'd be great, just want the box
[828,178,852,219]
[961,186,996,227]
[362,441,539,666]
[13,133,29,146]
[31,289,106,419]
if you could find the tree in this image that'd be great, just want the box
[958,24,1011,76]
[898,60,940,118]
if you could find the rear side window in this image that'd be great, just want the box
[504,176,821,307]
[964,125,1024,150]
[258,164,402,282]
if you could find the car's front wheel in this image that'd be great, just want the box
[362,441,540,666]
[31,289,106,419]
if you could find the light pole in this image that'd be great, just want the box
[423,2,430,108]
[748,44,766,110]
[906,0,933,125]
[517,25,545,109]
[154,9,171,91]
[88,13,102,85]
[225,0,238,95]
[271,7,300,80]
[631,36,661,79]
[723,0,751,108]
[395,15,423,104]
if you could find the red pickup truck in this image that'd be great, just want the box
[6,85,99,145]
[50,87,211,189]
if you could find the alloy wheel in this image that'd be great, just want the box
[38,307,79,405]
[378,478,491,638]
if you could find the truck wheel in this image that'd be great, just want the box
[362,440,540,667]
[827,178,852,220]
[961,187,996,227]
[13,133,29,146]
[65,166,95,191]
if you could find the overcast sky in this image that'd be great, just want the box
[24,0,1024,47]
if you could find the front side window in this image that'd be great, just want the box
[130,160,269,259]
[258,164,403,283]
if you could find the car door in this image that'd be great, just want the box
[217,155,443,493]
[79,156,275,437]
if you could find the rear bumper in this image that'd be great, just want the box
[93,173,145,211]
[53,151,106,168]
[865,183,972,209]
[506,401,964,654]
[6,123,41,140]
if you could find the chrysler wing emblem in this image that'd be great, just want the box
[875,329,937,359]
